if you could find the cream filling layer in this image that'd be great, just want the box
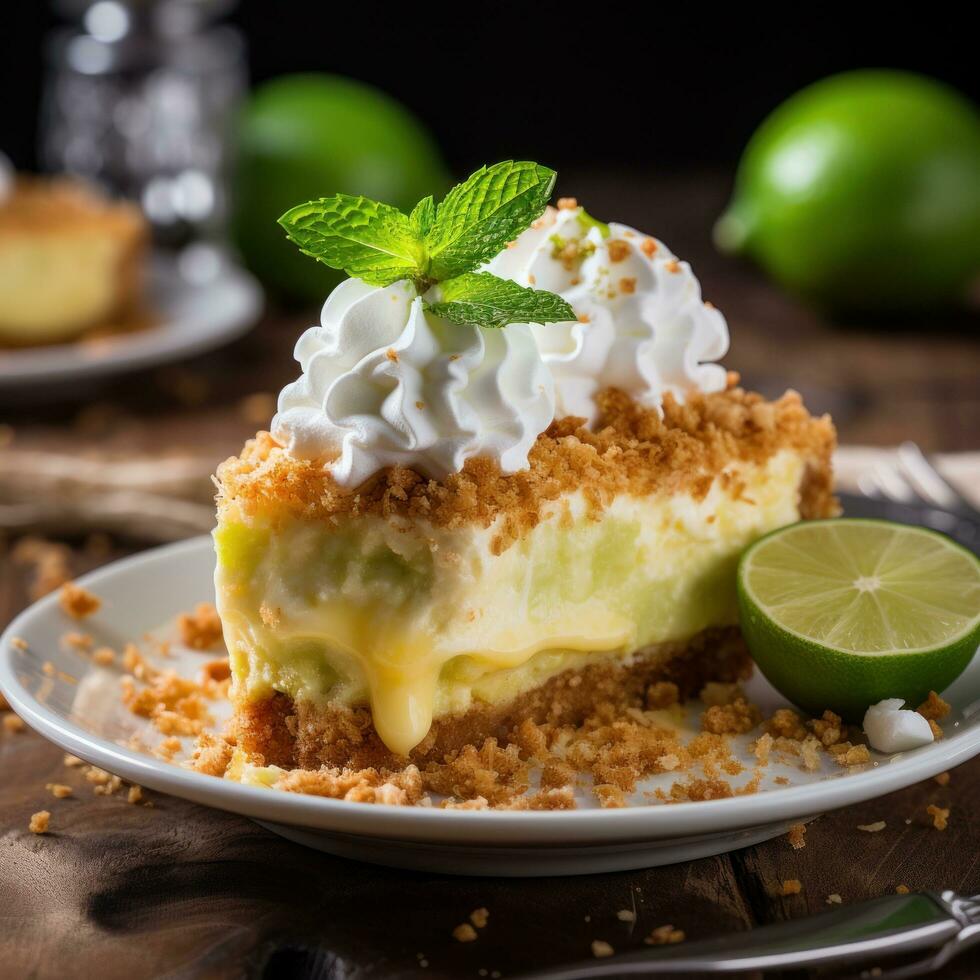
[0,233,128,339]
[214,450,807,755]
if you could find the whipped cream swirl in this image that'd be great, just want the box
[486,206,730,424]
[272,278,555,487]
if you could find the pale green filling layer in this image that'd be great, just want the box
[214,451,807,754]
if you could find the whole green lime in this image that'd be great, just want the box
[716,71,980,312]
[231,74,449,303]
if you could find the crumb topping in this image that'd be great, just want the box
[59,582,102,620]
[787,823,807,849]
[29,810,50,834]
[645,925,685,945]
[177,602,224,650]
[216,386,836,551]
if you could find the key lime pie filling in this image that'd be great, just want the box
[213,166,837,770]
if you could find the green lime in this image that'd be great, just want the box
[231,74,449,303]
[716,71,980,312]
[737,519,980,720]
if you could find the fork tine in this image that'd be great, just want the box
[871,462,917,505]
[897,442,977,516]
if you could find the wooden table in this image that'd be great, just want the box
[1,174,978,979]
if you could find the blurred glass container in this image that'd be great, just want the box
[41,0,246,247]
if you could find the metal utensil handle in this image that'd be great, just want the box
[515,893,966,978]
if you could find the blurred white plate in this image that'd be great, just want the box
[0,246,262,391]
[1,536,978,877]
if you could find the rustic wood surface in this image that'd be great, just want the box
[1,173,978,979]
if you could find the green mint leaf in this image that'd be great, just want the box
[428,272,575,329]
[278,195,425,287]
[425,161,556,280]
[576,208,610,238]
[409,195,436,236]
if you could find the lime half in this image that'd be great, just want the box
[737,519,980,720]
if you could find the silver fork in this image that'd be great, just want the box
[857,442,980,523]
[514,890,980,979]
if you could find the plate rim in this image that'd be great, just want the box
[0,252,263,388]
[2,535,977,848]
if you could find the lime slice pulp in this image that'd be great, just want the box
[737,519,980,720]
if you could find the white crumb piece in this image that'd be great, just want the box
[616,909,636,922]
[863,699,934,753]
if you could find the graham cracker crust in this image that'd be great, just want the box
[234,626,752,770]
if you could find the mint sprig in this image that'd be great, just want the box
[424,162,556,281]
[429,273,574,330]
[278,196,425,287]
[278,160,573,328]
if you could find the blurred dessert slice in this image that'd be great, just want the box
[0,176,147,345]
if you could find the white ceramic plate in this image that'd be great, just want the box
[2,536,978,877]
[0,247,262,391]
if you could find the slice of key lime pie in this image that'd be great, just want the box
[213,162,837,769]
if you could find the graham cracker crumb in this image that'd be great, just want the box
[453,923,478,943]
[701,697,761,735]
[591,940,614,958]
[470,908,489,929]
[177,602,223,650]
[59,581,101,619]
[93,646,116,666]
[810,709,844,747]
[699,682,743,707]
[46,783,72,798]
[616,909,636,923]
[11,636,29,651]
[752,733,773,764]
[127,785,143,804]
[787,823,806,849]
[200,658,231,684]
[190,732,236,776]
[767,708,808,741]
[858,821,886,833]
[640,237,658,258]
[826,894,842,905]
[556,197,578,210]
[645,681,679,710]
[645,925,685,945]
[63,754,83,767]
[779,879,802,896]
[926,804,949,831]
[934,772,950,787]
[917,692,950,722]
[896,884,910,894]
[607,240,630,262]
[594,783,627,808]
[61,631,93,652]
[29,810,51,834]
[832,743,871,767]
[215,387,836,555]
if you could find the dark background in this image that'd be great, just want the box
[3,2,978,177]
